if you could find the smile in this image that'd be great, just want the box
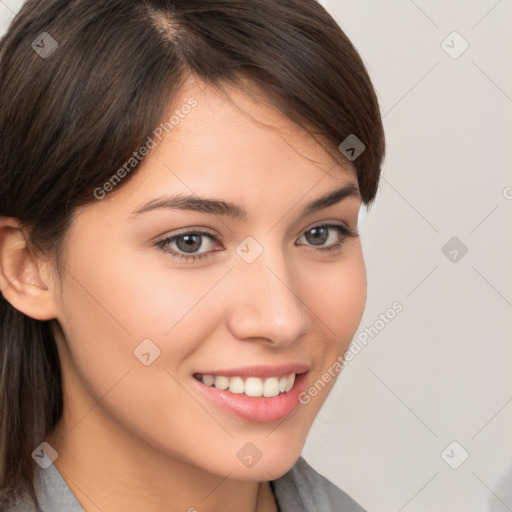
[193,372,296,397]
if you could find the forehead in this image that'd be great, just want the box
[83,76,358,222]
[141,77,354,178]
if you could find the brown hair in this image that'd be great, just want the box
[0,0,385,508]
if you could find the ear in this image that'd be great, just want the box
[0,217,59,321]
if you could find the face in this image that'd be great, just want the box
[48,77,366,481]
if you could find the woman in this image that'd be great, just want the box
[0,0,385,510]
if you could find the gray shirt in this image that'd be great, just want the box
[6,456,366,511]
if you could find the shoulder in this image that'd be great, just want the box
[1,464,84,512]
[270,456,367,512]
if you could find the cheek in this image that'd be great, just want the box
[306,244,367,350]
[53,240,228,423]
[58,237,222,352]
[294,244,366,413]
[54,253,224,465]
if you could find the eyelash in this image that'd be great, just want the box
[155,223,357,263]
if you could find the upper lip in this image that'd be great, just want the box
[193,363,310,379]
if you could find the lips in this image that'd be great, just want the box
[191,363,310,422]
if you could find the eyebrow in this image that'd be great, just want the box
[129,183,360,221]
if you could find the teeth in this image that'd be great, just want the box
[229,376,244,394]
[263,377,280,398]
[285,373,295,392]
[203,374,215,387]
[245,377,263,397]
[198,372,297,397]
[214,375,229,390]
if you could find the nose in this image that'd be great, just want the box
[226,243,311,346]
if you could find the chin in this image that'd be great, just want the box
[222,438,307,482]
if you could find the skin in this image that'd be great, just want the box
[0,77,367,512]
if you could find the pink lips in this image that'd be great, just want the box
[192,364,310,423]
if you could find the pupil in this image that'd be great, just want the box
[177,234,201,253]
[307,227,328,246]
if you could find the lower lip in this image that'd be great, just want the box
[193,372,308,423]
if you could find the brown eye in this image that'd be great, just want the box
[156,229,222,262]
[304,226,330,246]
[174,233,204,253]
[297,224,356,252]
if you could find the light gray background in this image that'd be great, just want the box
[1,1,511,511]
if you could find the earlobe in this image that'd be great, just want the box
[0,217,59,321]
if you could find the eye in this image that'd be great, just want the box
[296,223,357,255]
[155,223,357,263]
[155,229,222,263]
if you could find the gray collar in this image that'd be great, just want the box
[13,456,366,512]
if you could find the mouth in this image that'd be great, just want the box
[191,365,309,423]
[193,372,297,398]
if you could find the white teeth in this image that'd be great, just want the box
[214,375,229,390]
[229,376,244,394]
[245,377,263,397]
[263,377,280,398]
[285,373,295,392]
[203,374,215,387]
[198,372,297,397]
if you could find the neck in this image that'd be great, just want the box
[45,408,278,512]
